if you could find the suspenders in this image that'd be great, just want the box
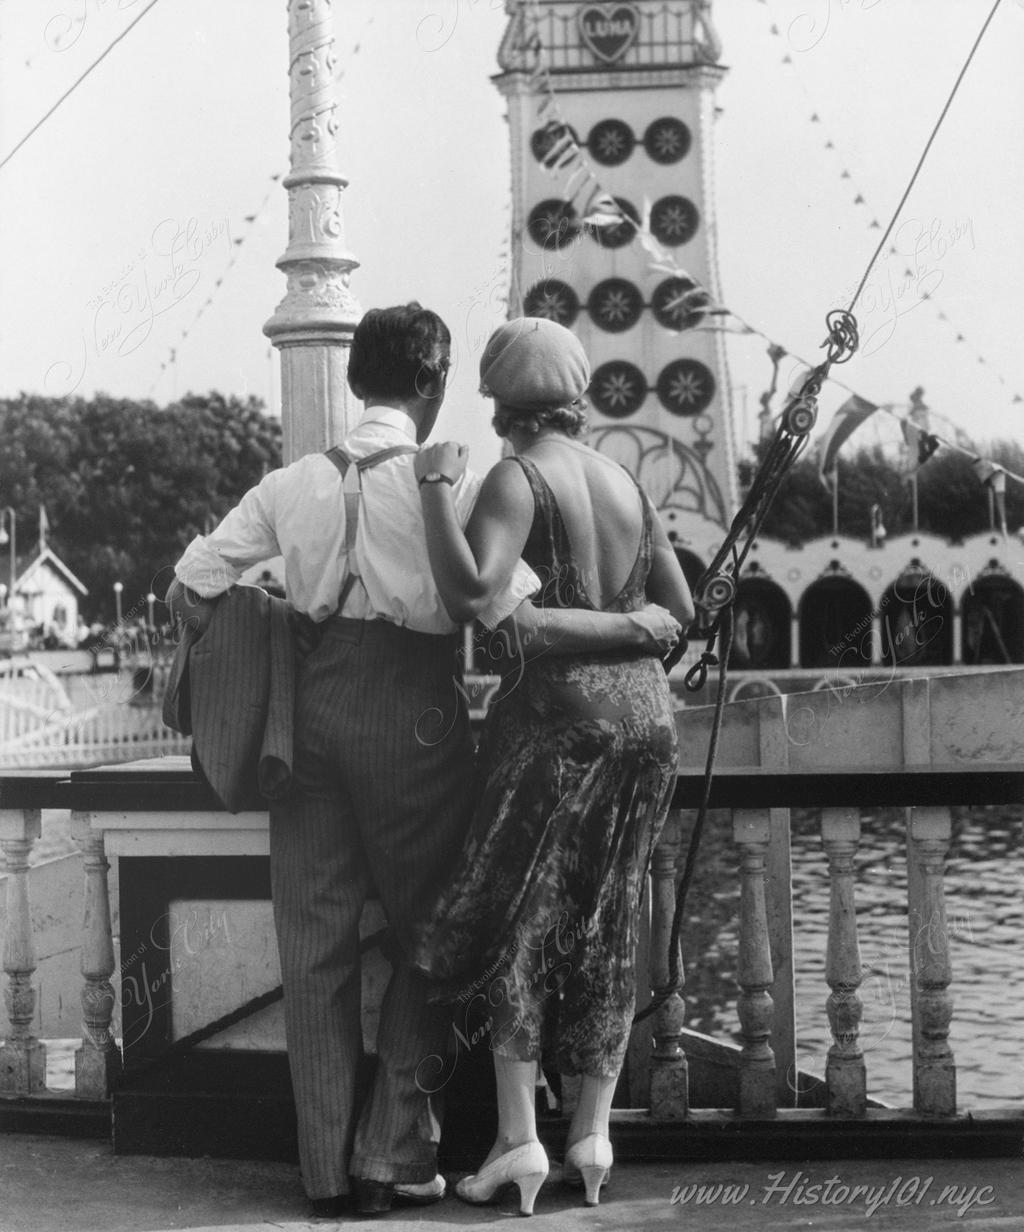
[323,444,418,611]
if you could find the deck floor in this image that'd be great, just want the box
[3,1132,1023,1231]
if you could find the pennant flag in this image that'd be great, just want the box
[817,395,880,482]
[38,505,49,552]
[972,458,999,484]
[579,190,625,228]
[900,417,940,472]
[952,423,975,450]
[973,459,1008,538]
[817,461,837,495]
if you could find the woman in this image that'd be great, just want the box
[412,317,695,1214]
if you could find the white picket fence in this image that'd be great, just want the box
[0,659,189,769]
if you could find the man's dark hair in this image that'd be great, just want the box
[348,302,451,401]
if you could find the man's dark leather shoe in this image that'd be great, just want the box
[355,1174,446,1216]
[309,1193,352,1219]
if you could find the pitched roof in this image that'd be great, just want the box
[14,547,89,596]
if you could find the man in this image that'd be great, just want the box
[167,303,678,1217]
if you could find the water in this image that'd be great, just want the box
[680,804,1024,1110]
[31,803,1024,1109]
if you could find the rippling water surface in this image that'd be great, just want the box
[680,804,1024,1109]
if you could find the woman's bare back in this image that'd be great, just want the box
[518,438,645,611]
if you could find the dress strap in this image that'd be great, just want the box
[510,455,577,567]
[509,455,592,610]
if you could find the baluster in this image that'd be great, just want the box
[0,808,46,1094]
[649,809,688,1119]
[907,805,955,1116]
[821,806,866,1116]
[733,808,775,1117]
[71,811,122,1098]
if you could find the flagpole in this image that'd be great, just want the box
[911,471,919,533]
[832,459,839,535]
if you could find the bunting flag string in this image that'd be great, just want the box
[146,13,376,401]
[516,5,968,449]
[732,317,1024,502]
[521,0,708,307]
[760,0,1023,414]
[145,178,280,398]
[522,4,625,231]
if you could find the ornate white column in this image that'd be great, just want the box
[264,0,361,462]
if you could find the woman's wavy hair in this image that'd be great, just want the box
[490,399,589,440]
[348,302,451,401]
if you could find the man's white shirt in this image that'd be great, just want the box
[175,406,537,633]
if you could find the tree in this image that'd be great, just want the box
[743,437,1022,545]
[0,393,282,622]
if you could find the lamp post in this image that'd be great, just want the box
[0,507,15,609]
[263,0,361,460]
[113,581,124,671]
[146,592,156,634]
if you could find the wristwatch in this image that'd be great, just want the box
[418,472,456,487]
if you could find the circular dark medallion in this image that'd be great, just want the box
[650,195,700,247]
[527,199,578,250]
[656,358,716,416]
[588,118,635,166]
[522,279,580,327]
[588,279,643,333]
[585,196,639,250]
[530,121,580,166]
[643,116,692,164]
[590,360,647,418]
[652,277,710,331]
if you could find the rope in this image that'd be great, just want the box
[634,608,734,1025]
[636,1,1004,1042]
[0,0,163,176]
[844,0,1004,316]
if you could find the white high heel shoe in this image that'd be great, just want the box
[563,1133,613,1206]
[455,1140,549,1216]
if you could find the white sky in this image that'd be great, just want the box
[0,0,1021,477]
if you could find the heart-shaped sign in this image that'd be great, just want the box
[577,3,641,65]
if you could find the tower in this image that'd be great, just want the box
[494,1,737,560]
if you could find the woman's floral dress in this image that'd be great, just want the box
[414,455,678,1077]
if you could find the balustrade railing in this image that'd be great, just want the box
[0,668,1021,1154]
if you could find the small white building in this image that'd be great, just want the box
[11,547,89,647]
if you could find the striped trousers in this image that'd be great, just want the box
[269,617,473,1197]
